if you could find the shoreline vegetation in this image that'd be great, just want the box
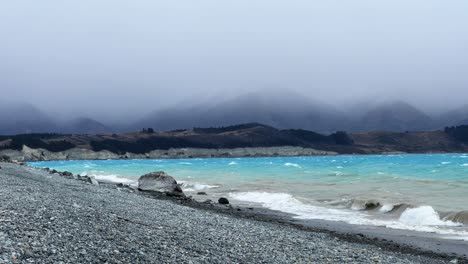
[1,160,466,263]
[1,123,468,162]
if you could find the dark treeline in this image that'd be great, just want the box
[0,124,355,154]
[282,129,354,145]
[193,123,267,134]
[90,137,217,155]
[0,134,75,152]
[445,125,468,142]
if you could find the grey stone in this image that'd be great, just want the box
[138,171,185,197]
[88,176,99,186]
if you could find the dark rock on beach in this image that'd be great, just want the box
[218,197,229,205]
[197,191,207,195]
[138,171,185,197]
[0,155,10,162]
[60,171,73,177]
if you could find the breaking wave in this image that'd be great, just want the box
[84,171,136,185]
[179,181,220,192]
[229,191,468,239]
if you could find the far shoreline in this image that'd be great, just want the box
[24,151,468,163]
[4,145,468,163]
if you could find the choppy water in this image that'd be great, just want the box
[29,154,468,240]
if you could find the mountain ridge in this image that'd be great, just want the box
[2,93,468,135]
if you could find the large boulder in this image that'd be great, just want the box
[138,171,185,197]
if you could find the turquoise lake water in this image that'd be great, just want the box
[29,153,468,240]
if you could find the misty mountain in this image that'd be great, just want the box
[351,101,435,132]
[0,102,112,135]
[437,105,468,128]
[132,91,348,133]
[61,117,112,134]
[133,93,443,133]
[0,102,58,135]
[2,95,468,135]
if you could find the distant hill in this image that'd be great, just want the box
[0,123,355,155]
[61,117,112,134]
[0,102,111,135]
[0,102,58,135]
[133,91,348,133]
[352,101,435,132]
[1,123,467,157]
[437,105,468,128]
[133,95,446,133]
[2,95,468,134]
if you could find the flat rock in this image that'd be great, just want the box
[88,176,99,186]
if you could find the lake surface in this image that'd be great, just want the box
[29,153,468,240]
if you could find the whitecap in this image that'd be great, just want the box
[399,206,460,226]
[284,163,301,168]
[180,182,220,191]
[228,161,238,165]
[378,204,394,213]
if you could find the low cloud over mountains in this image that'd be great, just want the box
[2,92,468,135]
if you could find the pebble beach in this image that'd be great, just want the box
[0,162,463,263]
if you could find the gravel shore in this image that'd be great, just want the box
[0,162,461,263]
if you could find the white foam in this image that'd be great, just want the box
[229,191,468,240]
[379,204,394,213]
[441,162,451,165]
[87,173,136,185]
[461,164,468,167]
[180,181,220,192]
[178,162,192,165]
[399,206,459,226]
[228,161,238,165]
[284,163,301,168]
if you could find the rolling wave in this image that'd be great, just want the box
[229,191,468,239]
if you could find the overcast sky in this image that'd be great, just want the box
[1,0,468,120]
